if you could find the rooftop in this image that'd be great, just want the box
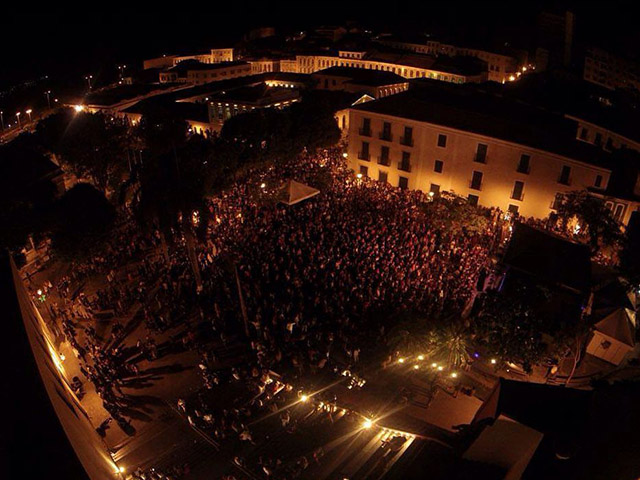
[209,84,299,105]
[167,60,249,75]
[351,81,611,168]
[312,66,407,86]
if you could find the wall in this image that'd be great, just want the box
[347,109,611,220]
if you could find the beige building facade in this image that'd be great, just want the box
[346,107,611,221]
[280,52,486,84]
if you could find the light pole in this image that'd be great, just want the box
[16,112,21,128]
[26,109,33,123]
[0,110,4,130]
[45,90,51,109]
[85,75,93,89]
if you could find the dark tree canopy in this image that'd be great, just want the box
[219,93,341,169]
[473,283,552,373]
[0,134,59,254]
[49,183,116,260]
[137,104,189,157]
[555,190,623,253]
[38,109,130,192]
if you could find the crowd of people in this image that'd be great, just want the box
[30,148,503,479]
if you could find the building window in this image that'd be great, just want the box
[517,154,530,174]
[470,171,483,190]
[430,183,440,194]
[579,127,588,140]
[360,118,371,136]
[400,126,413,146]
[434,159,444,173]
[605,138,614,150]
[508,204,519,214]
[595,174,603,188]
[378,146,390,166]
[399,152,411,172]
[359,165,368,177]
[380,121,392,141]
[558,165,571,185]
[467,194,479,206]
[358,141,370,161]
[398,176,409,189]
[475,143,488,163]
[378,170,388,183]
[437,133,447,148]
[595,132,603,146]
[511,181,524,200]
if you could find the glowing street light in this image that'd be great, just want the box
[417,355,425,361]
[300,394,309,403]
[44,90,52,109]
[0,110,4,130]
[362,418,373,429]
[15,111,21,128]
[413,365,419,370]
[26,109,33,122]
[490,358,497,365]
[397,357,405,364]
[74,105,85,113]
[85,75,93,89]
[450,372,458,378]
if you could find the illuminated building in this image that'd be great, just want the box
[346,83,616,221]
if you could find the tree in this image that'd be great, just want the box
[422,193,490,235]
[621,211,640,281]
[0,135,58,255]
[132,135,209,287]
[136,104,189,157]
[49,183,116,261]
[554,190,623,253]
[40,110,129,192]
[473,284,551,373]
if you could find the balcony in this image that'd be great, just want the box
[359,127,371,137]
[398,161,412,172]
[377,155,391,166]
[399,136,414,147]
[358,151,370,161]
[379,132,393,142]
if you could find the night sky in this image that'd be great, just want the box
[1,2,637,90]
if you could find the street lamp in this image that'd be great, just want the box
[85,75,93,89]
[16,111,21,128]
[45,90,52,109]
[0,110,4,130]
[26,109,33,122]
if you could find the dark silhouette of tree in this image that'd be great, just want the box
[0,134,58,256]
[473,284,551,373]
[555,190,622,253]
[49,183,115,261]
[621,211,640,281]
[37,109,129,192]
